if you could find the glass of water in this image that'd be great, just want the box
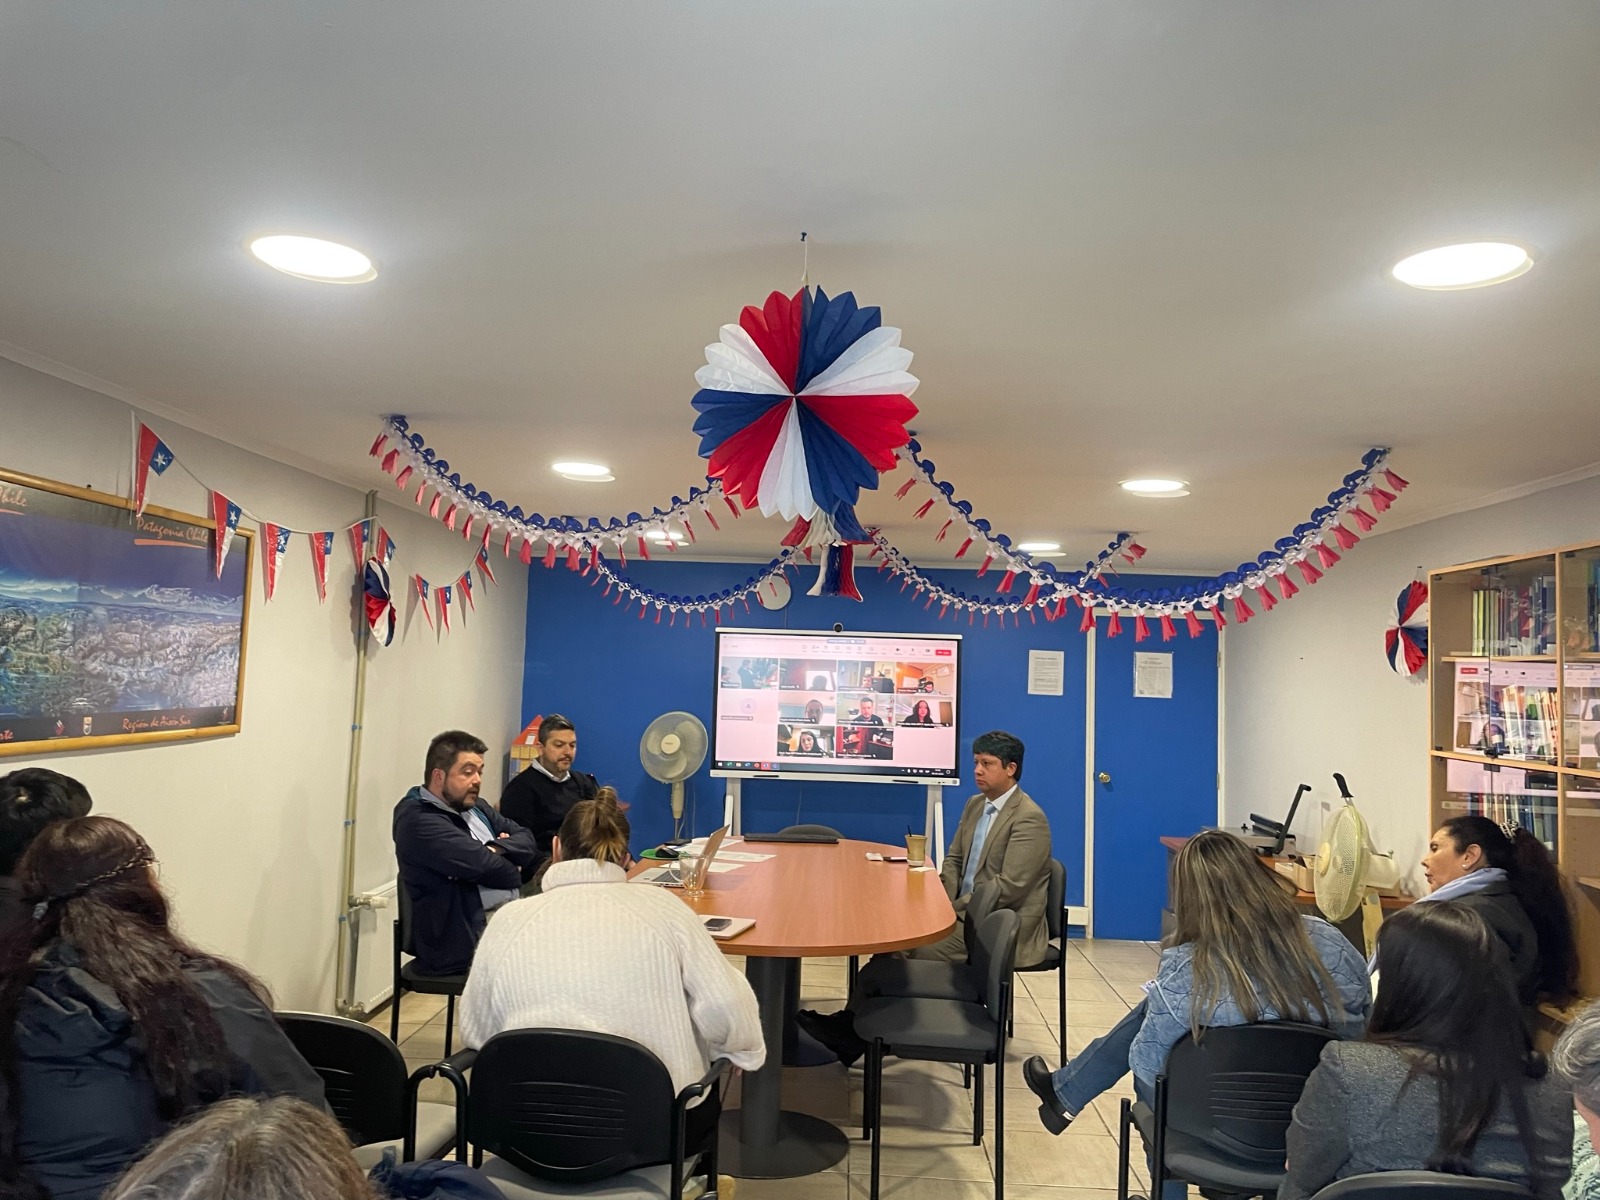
[677,848,709,896]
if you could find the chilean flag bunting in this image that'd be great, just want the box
[210,491,242,579]
[260,523,292,601]
[133,424,175,515]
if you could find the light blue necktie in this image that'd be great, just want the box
[960,802,998,897]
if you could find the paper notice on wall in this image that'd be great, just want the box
[1134,652,1173,699]
[1027,649,1065,696]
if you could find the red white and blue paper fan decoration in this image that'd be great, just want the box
[691,287,918,598]
[1385,577,1429,677]
[364,558,397,647]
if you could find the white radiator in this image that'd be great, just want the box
[344,879,399,1019]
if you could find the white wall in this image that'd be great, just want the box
[0,357,528,1011]
[1224,471,1600,896]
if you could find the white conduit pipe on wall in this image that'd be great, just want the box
[334,490,378,1016]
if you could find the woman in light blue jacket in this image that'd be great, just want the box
[1024,830,1370,1157]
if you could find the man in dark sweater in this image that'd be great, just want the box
[497,714,599,869]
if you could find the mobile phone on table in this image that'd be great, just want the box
[705,918,733,931]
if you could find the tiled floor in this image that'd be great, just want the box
[374,938,1163,1199]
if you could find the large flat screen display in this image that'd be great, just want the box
[712,628,961,782]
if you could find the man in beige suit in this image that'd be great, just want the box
[914,729,1052,967]
[796,730,1052,1065]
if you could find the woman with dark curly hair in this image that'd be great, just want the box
[0,816,324,1200]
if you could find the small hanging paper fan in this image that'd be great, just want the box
[364,558,397,647]
[691,286,918,597]
[1385,576,1428,677]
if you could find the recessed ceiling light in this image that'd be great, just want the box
[552,461,612,481]
[1120,479,1190,498]
[1016,542,1061,553]
[1391,241,1532,290]
[248,235,376,283]
[646,530,686,543]
[561,473,615,483]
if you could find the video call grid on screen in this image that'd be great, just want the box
[712,628,961,782]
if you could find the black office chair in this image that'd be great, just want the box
[849,879,1001,1008]
[391,882,469,1054]
[277,1012,456,1166]
[779,823,860,989]
[1013,857,1068,1060]
[1117,1021,1337,1200]
[854,907,1019,1200]
[1310,1173,1534,1200]
[412,1029,727,1199]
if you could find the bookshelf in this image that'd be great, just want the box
[1429,540,1600,999]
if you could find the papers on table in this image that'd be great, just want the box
[714,850,775,863]
[635,859,748,885]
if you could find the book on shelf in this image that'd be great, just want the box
[1564,661,1600,768]
[1450,659,1558,762]
[1588,557,1600,651]
[1469,576,1556,657]
[1443,758,1559,852]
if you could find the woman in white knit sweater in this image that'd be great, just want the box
[459,788,765,1101]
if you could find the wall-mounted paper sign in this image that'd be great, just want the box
[1134,652,1173,699]
[1027,649,1065,696]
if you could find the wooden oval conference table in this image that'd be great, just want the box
[632,837,955,1179]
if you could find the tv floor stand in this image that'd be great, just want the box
[721,778,949,868]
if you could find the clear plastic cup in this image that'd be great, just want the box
[905,832,928,867]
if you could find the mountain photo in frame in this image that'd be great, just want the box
[0,468,251,756]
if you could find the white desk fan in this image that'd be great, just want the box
[640,711,708,845]
[1314,773,1402,924]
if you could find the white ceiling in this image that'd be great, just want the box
[2,1,1597,572]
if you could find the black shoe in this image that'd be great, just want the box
[1022,1055,1072,1135]
[795,1008,868,1068]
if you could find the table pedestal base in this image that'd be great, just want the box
[718,1109,849,1179]
[728,956,851,1179]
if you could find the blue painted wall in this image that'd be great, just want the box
[520,556,1204,911]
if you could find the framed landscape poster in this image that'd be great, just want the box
[0,468,252,756]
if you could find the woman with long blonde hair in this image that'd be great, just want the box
[1023,830,1370,1161]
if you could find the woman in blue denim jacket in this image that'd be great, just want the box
[1024,830,1371,1164]
[1128,913,1370,1083]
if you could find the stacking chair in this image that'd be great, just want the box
[1013,857,1068,1060]
[854,908,1019,1200]
[412,1029,727,1199]
[277,1012,456,1167]
[1309,1173,1533,1200]
[779,823,859,988]
[391,882,468,1054]
[1116,1022,1337,1200]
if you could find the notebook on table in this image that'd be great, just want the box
[701,915,756,940]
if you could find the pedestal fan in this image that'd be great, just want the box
[639,711,708,845]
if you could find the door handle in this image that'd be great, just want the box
[1097,771,1111,784]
